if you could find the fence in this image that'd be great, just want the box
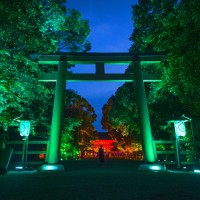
[154,140,197,165]
[6,140,49,165]
[5,139,198,165]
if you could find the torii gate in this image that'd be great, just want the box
[31,52,166,171]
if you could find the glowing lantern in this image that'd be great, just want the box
[174,121,186,137]
[20,121,31,136]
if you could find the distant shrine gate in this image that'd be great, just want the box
[31,52,166,169]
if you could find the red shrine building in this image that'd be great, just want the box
[84,132,115,158]
[82,132,143,160]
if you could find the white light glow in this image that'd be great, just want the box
[151,166,161,170]
[174,121,186,137]
[15,166,23,170]
[138,164,163,171]
[39,164,65,172]
[45,165,58,171]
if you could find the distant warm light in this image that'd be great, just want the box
[39,154,45,159]
[91,139,115,152]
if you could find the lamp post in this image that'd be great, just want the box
[173,120,187,169]
[19,120,30,170]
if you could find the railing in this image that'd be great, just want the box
[5,140,49,165]
[154,140,197,165]
[5,139,197,165]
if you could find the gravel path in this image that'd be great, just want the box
[1,159,200,200]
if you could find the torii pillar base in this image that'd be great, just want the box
[138,164,164,172]
[38,164,64,172]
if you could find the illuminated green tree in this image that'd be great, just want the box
[109,83,139,136]
[148,83,192,139]
[130,0,200,117]
[0,0,91,54]
[60,118,81,160]
[130,0,178,53]
[129,1,200,160]
[101,83,140,152]
[0,0,91,145]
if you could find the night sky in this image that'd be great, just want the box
[67,0,138,131]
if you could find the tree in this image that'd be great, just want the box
[148,83,192,140]
[101,95,115,131]
[101,83,141,153]
[109,83,139,136]
[129,1,200,160]
[0,0,91,116]
[0,0,91,146]
[0,0,91,54]
[60,118,82,160]
[61,93,97,159]
[130,0,178,53]
[130,0,200,117]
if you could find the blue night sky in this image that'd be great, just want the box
[66,0,138,131]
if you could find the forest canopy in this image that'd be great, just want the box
[102,0,200,143]
[0,0,95,154]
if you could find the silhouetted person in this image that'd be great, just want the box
[98,145,104,162]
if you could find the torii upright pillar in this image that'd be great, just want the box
[39,56,67,171]
[133,56,156,163]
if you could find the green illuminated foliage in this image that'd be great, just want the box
[102,84,137,134]
[130,0,200,117]
[148,83,191,139]
[130,0,178,53]
[128,0,200,147]
[109,83,139,135]
[101,83,141,152]
[60,118,81,160]
[0,0,91,53]
[0,0,91,142]
[65,95,97,145]
[60,93,97,160]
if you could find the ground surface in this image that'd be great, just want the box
[1,159,200,200]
